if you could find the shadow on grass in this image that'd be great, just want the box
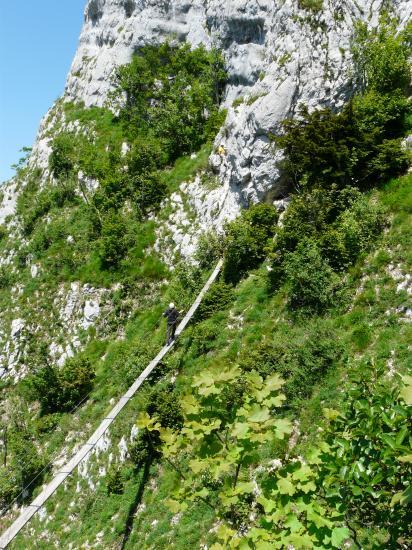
[120,457,152,550]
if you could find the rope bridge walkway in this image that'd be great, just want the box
[0,259,223,549]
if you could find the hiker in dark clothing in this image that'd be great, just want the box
[163,303,180,345]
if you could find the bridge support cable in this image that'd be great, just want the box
[0,259,223,549]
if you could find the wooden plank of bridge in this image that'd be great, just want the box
[0,259,223,549]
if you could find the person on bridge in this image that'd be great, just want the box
[163,303,180,345]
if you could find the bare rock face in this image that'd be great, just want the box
[60,0,412,261]
[65,0,411,218]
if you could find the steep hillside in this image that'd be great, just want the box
[0,1,411,549]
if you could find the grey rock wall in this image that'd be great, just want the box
[65,0,410,216]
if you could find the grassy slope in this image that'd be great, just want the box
[8,172,411,549]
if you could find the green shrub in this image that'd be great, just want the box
[132,171,168,216]
[351,323,372,351]
[284,239,341,312]
[276,101,409,193]
[223,204,279,284]
[29,356,95,414]
[196,280,234,321]
[146,386,183,430]
[99,212,130,268]
[276,18,411,195]
[194,231,224,269]
[57,356,96,410]
[0,469,18,510]
[129,431,154,466]
[332,195,386,267]
[0,224,7,241]
[166,263,204,310]
[127,136,168,173]
[34,413,61,434]
[274,189,387,276]
[106,466,124,495]
[0,430,48,509]
[190,320,221,356]
[115,347,153,389]
[298,0,323,12]
[238,326,344,403]
[49,133,76,179]
[352,16,411,94]
[0,266,14,289]
[112,42,227,161]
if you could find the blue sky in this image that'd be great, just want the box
[0,0,86,183]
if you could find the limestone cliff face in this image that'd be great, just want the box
[65,0,411,216]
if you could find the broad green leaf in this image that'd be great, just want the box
[235,481,254,495]
[287,532,315,548]
[193,370,215,388]
[180,394,199,415]
[380,433,397,450]
[330,526,350,548]
[166,498,183,513]
[278,476,296,496]
[323,408,341,420]
[248,404,271,423]
[306,508,333,529]
[257,495,277,514]
[244,370,264,390]
[250,431,271,443]
[398,454,412,463]
[264,394,286,408]
[351,485,362,496]
[264,373,285,392]
[284,514,304,533]
[300,481,316,494]
[292,464,313,483]
[255,542,275,550]
[189,458,208,473]
[231,422,250,439]
[217,366,242,384]
[136,412,160,431]
[399,376,412,404]
[401,485,412,504]
[395,426,408,446]
[391,491,404,506]
[391,485,412,506]
[194,487,209,500]
[273,418,293,438]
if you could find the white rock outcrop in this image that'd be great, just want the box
[61,0,411,256]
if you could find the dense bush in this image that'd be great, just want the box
[195,231,224,269]
[29,356,95,414]
[166,263,204,310]
[275,18,411,195]
[49,133,76,179]
[130,386,183,468]
[277,190,385,273]
[106,466,124,495]
[112,42,227,161]
[196,280,234,321]
[284,239,340,312]
[99,212,131,268]
[238,325,344,403]
[223,203,279,284]
[190,319,221,356]
[327,195,386,269]
[146,385,183,430]
[0,420,48,510]
[352,16,411,94]
[276,100,409,193]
